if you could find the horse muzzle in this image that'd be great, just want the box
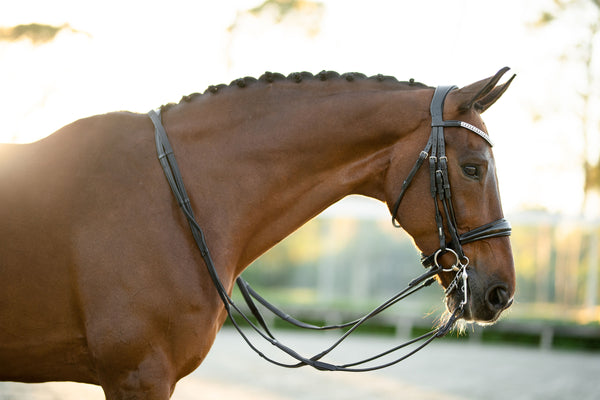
[446,269,514,324]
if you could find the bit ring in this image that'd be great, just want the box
[434,248,460,272]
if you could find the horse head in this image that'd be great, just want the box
[387,68,516,324]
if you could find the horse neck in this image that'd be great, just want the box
[161,83,430,278]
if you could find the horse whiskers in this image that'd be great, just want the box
[436,309,469,336]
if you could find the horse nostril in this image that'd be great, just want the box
[485,284,510,311]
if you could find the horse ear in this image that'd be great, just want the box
[455,67,516,113]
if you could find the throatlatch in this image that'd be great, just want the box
[148,84,511,372]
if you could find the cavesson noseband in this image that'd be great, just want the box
[147,85,511,372]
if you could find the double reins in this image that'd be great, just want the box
[147,85,511,372]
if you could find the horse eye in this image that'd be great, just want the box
[462,165,479,179]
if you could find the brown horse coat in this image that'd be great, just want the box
[0,70,515,399]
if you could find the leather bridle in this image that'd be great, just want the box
[391,85,512,309]
[147,85,511,372]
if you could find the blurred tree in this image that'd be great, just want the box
[535,0,600,322]
[226,0,324,70]
[243,218,329,287]
[229,0,324,35]
[0,23,83,44]
[248,0,324,25]
[535,0,600,202]
[225,0,325,80]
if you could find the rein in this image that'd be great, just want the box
[147,85,511,372]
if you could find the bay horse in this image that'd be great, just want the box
[0,68,516,399]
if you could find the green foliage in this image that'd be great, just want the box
[553,334,600,350]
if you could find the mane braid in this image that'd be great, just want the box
[160,70,429,112]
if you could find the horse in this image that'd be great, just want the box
[0,68,516,399]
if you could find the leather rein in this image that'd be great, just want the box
[147,85,511,372]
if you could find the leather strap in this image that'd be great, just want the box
[420,218,512,268]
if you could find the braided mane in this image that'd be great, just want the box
[162,70,429,111]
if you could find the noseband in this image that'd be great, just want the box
[148,85,511,372]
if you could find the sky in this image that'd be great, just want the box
[1,0,598,217]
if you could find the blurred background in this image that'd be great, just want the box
[1,0,599,398]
